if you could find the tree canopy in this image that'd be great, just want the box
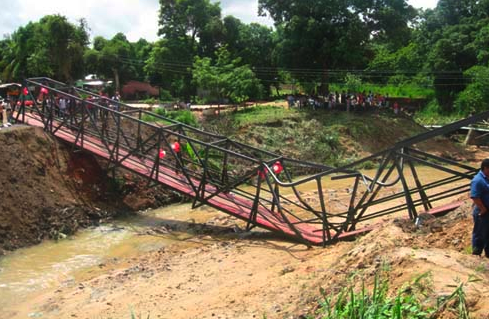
[0,0,488,113]
[1,15,88,82]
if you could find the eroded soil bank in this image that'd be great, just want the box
[0,125,181,254]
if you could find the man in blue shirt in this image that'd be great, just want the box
[470,158,489,257]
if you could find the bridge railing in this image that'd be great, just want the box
[15,77,482,245]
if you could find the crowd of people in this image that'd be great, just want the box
[0,89,123,128]
[287,91,401,114]
[34,90,122,122]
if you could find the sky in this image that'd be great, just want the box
[0,0,439,43]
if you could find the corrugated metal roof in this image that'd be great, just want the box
[0,83,21,89]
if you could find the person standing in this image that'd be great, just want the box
[470,158,489,257]
[393,101,400,115]
[5,98,13,123]
[59,97,66,118]
[112,91,121,112]
[0,99,5,124]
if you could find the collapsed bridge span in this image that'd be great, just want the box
[14,77,480,245]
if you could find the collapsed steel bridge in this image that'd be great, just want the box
[14,77,481,246]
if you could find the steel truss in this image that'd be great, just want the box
[14,77,482,246]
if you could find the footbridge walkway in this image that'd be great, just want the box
[14,78,482,246]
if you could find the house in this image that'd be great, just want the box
[0,83,21,100]
[75,75,112,92]
[122,81,159,100]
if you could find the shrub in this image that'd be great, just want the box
[159,89,173,101]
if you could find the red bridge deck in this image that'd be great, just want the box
[22,115,329,244]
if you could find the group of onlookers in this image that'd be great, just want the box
[36,90,122,121]
[287,91,400,114]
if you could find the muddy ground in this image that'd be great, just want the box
[4,201,489,319]
[0,126,181,254]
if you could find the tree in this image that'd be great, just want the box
[412,1,484,110]
[40,15,89,81]
[0,15,89,82]
[132,38,153,80]
[258,0,418,91]
[158,0,222,53]
[193,46,262,110]
[84,33,137,92]
[145,37,194,99]
[156,0,224,99]
[455,66,489,115]
[222,17,277,95]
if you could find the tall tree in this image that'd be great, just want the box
[132,38,154,80]
[84,33,137,92]
[156,0,223,99]
[222,17,277,95]
[145,37,194,98]
[1,15,88,82]
[407,0,487,110]
[258,0,418,92]
[158,0,222,52]
[193,46,263,109]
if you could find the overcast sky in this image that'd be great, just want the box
[0,0,439,42]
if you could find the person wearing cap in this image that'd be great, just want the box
[470,158,489,257]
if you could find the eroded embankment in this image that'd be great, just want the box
[0,125,180,254]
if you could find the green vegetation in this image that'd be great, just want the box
[230,105,300,127]
[414,100,464,126]
[310,272,473,319]
[329,83,434,99]
[203,106,424,167]
[193,46,263,105]
[2,1,487,119]
[142,108,198,127]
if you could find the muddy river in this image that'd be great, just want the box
[0,204,218,314]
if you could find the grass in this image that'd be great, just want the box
[130,309,150,319]
[230,105,300,127]
[413,100,464,126]
[414,112,463,126]
[312,273,434,319]
[310,272,473,319]
[141,108,198,127]
[202,105,428,168]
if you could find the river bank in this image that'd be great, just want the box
[0,125,181,254]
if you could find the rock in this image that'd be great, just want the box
[280,266,295,276]
[271,304,282,312]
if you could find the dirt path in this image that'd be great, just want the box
[4,229,352,319]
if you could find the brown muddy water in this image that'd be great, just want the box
[0,204,216,314]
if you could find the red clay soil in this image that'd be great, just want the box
[0,125,180,254]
